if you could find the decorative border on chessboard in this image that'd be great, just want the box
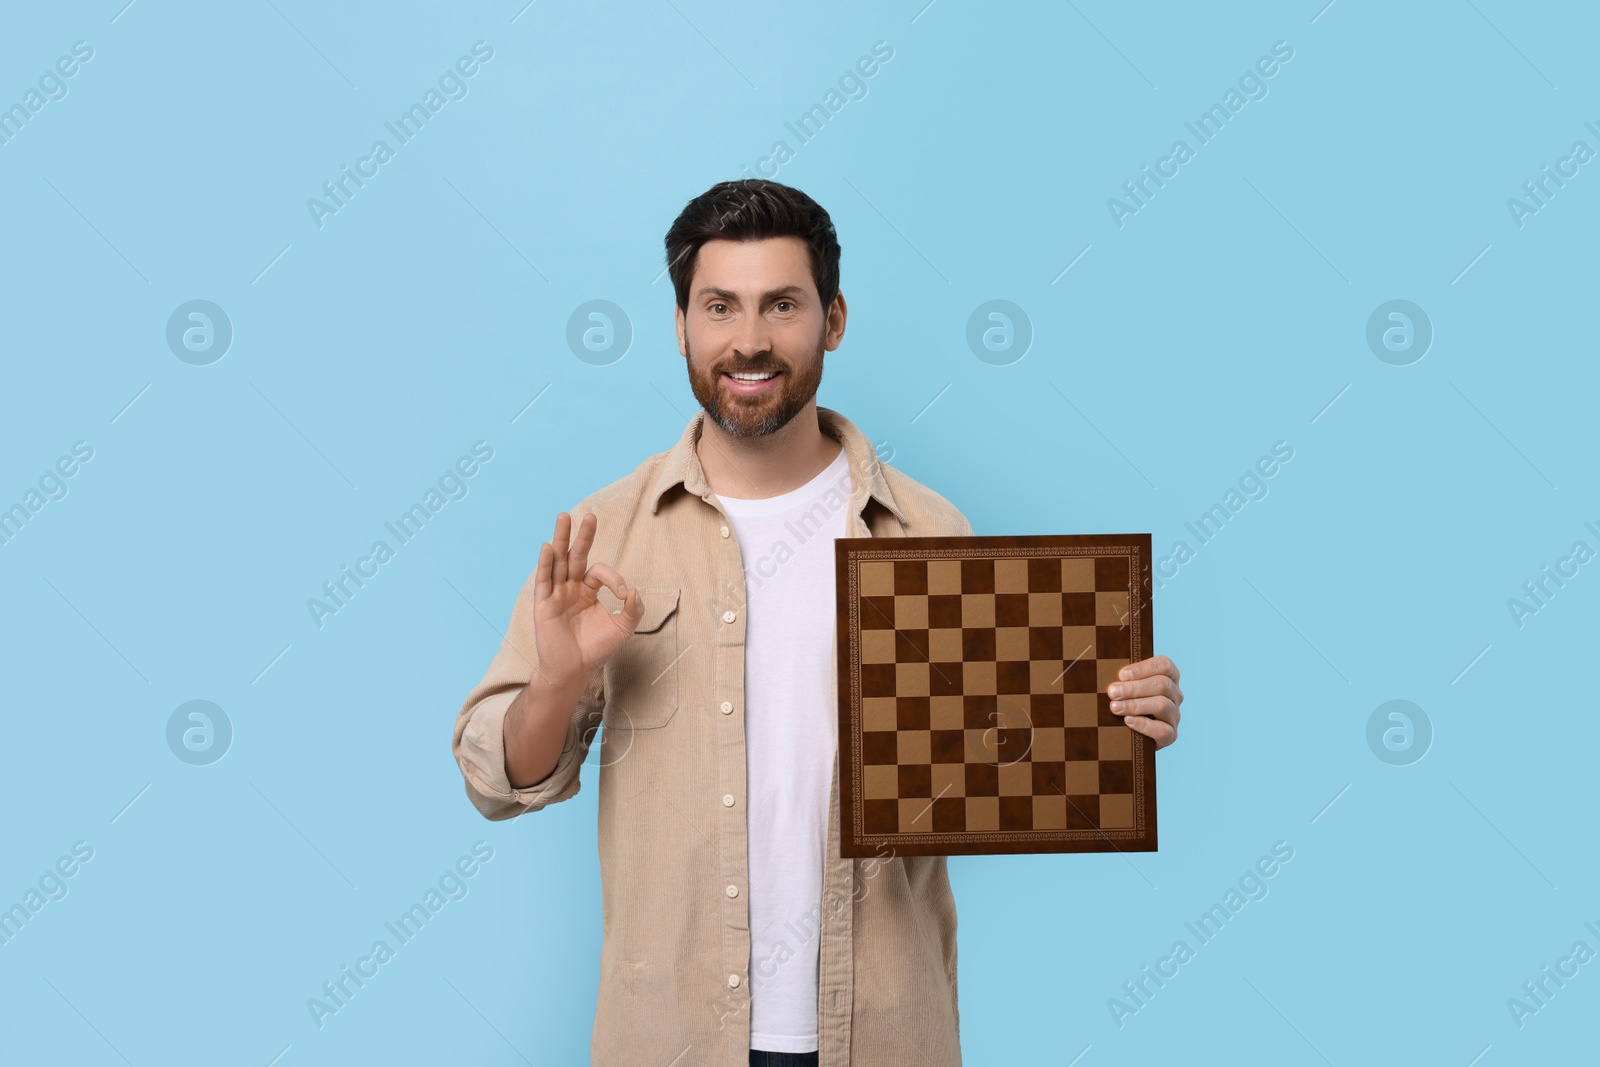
[834,533,1157,857]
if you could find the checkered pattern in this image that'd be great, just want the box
[852,553,1140,840]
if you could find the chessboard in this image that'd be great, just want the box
[834,534,1156,857]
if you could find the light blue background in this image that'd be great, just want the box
[2,1,1595,1063]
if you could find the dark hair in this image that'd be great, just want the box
[663,179,841,314]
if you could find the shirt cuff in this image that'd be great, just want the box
[457,688,586,819]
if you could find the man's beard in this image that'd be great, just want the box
[686,338,825,438]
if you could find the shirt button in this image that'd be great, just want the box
[722,794,735,807]
[720,525,730,538]
[728,974,741,989]
[726,884,739,898]
[720,700,733,715]
[722,610,737,623]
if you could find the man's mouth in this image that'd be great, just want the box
[721,368,782,395]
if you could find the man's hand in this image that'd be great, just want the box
[1107,655,1183,749]
[532,511,644,691]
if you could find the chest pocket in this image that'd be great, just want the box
[601,586,682,730]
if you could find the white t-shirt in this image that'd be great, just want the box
[716,445,851,1054]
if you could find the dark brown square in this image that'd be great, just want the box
[861,664,897,698]
[863,731,899,764]
[1030,693,1064,728]
[959,559,995,593]
[862,596,897,629]
[931,729,965,763]
[1028,627,1064,660]
[1097,693,1120,726]
[1100,760,1134,795]
[995,593,1030,627]
[1062,592,1095,625]
[931,796,965,832]
[1063,727,1098,760]
[1027,557,1063,592]
[998,795,1033,830]
[1063,794,1100,830]
[1096,624,1131,659]
[965,762,999,795]
[1059,657,1097,693]
[927,594,962,628]
[863,799,899,835]
[929,662,964,696]
[895,629,931,662]
[996,661,1030,694]
[1032,762,1066,795]
[961,628,996,661]
[994,727,1031,765]
[894,560,929,595]
[962,695,998,728]
[896,697,930,731]
[1095,554,1130,591]
[898,763,932,798]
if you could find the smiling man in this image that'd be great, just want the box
[451,179,1184,1067]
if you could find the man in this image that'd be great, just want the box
[451,179,1184,1066]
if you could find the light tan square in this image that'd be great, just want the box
[930,696,964,730]
[998,761,1033,795]
[927,559,962,594]
[964,661,996,694]
[1064,760,1098,794]
[996,627,1029,661]
[1062,627,1096,663]
[863,697,898,732]
[1028,593,1062,625]
[1100,793,1134,828]
[861,629,896,664]
[1031,726,1065,762]
[896,662,930,697]
[899,798,934,832]
[1099,725,1132,760]
[896,595,929,629]
[1097,659,1130,691]
[864,764,899,799]
[1030,660,1064,693]
[931,764,965,799]
[1062,557,1095,591]
[965,796,999,831]
[928,628,963,662]
[961,593,995,628]
[897,730,931,764]
[859,561,895,597]
[964,728,998,763]
[1033,794,1067,829]
[1064,693,1098,726]
[995,558,1030,593]
[1096,591,1130,626]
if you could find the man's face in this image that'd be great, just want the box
[676,235,845,438]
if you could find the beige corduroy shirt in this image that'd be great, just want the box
[452,406,973,1066]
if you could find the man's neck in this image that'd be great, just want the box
[696,400,843,500]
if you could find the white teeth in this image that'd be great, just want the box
[729,371,777,381]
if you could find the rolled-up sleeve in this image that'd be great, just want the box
[451,560,606,822]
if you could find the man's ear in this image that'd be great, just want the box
[824,291,848,352]
[675,304,687,358]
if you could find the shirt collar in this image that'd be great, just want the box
[648,405,906,523]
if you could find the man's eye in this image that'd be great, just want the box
[775,301,795,312]
[709,303,728,315]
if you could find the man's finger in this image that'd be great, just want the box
[567,512,596,584]
[551,512,571,585]
[1107,675,1179,702]
[1109,696,1179,727]
[584,562,643,629]
[1117,655,1177,684]
[1123,714,1177,749]
[533,541,554,601]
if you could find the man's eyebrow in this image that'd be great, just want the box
[692,285,807,303]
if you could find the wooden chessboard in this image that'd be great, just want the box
[834,534,1156,857]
